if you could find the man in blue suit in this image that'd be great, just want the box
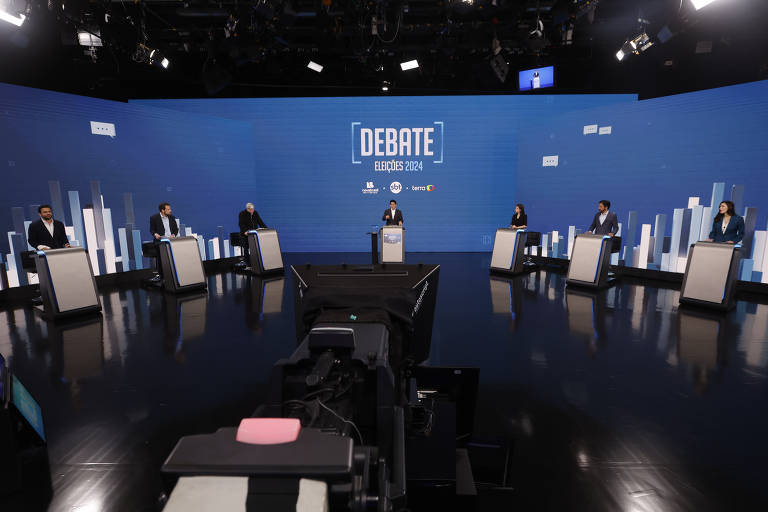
[588,200,619,237]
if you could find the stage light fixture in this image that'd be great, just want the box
[400,59,419,71]
[0,6,25,26]
[616,32,653,62]
[381,80,391,92]
[307,60,323,73]
[630,32,654,52]
[691,0,720,10]
[78,30,102,47]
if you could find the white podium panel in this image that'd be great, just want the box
[678,311,720,368]
[159,237,207,292]
[566,234,614,288]
[380,226,405,263]
[680,241,740,310]
[490,228,528,273]
[35,247,101,318]
[247,229,284,274]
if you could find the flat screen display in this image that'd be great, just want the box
[0,353,5,403]
[519,66,555,91]
[12,374,45,441]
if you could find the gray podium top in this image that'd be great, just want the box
[490,228,524,270]
[161,236,206,287]
[249,229,283,271]
[682,241,738,304]
[36,247,99,313]
[568,234,610,283]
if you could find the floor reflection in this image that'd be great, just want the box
[566,288,608,355]
[233,276,285,334]
[0,254,767,511]
[49,316,104,408]
[162,291,208,365]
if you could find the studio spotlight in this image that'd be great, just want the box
[400,59,419,71]
[149,49,170,69]
[616,49,625,61]
[307,60,323,73]
[0,6,25,26]
[691,0,720,10]
[381,80,391,92]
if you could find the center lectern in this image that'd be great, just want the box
[490,228,530,274]
[158,237,207,293]
[34,247,101,319]
[247,228,284,274]
[566,234,616,289]
[679,241,741,310]
[380,225,405,263]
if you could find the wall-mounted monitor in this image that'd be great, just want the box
[0,352,6,405]
[518,65,555,91]
[11,374,46,442]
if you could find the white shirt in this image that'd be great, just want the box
[161,214,172,237]
[390,209,397,221]
[599,211,609,225]
[43,219,55,237]
[36,219,56,250]
[722,217,729,234]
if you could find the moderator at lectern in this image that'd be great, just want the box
[382,199,404,226]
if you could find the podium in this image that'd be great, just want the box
[679,241,741,310]
[33,247,101,320]
[247,229,284,275]
[566,234,616,289]
[158,237,207,293]
[490,228,529,274]
[380,226,405,263]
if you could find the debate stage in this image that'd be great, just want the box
[2,252,768,511]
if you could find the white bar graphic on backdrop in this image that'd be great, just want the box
[753,231,767,280]
[699,206,713,241]
[638,224,652,269]
[82,208,101,275]
[103,208,117,274]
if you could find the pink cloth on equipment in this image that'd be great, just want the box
[235,418,301,445]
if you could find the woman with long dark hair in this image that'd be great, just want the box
[707,200,744,243]
[510,203,527,229]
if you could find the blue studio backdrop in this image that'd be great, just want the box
[1,79,768,287]
[517,79,768,238]
[133,94,634,252]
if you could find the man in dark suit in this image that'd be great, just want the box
[28,204,70,250]
[148,202,179,283]
[238,202,268,260]
[382,200,404,226]
[150,202,179,240]
[238,202,267,234]
[588,200,619,236]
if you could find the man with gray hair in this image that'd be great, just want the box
[237,203,268,262]
[238,202,268,234]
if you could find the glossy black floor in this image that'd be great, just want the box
[2,252,768,512]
